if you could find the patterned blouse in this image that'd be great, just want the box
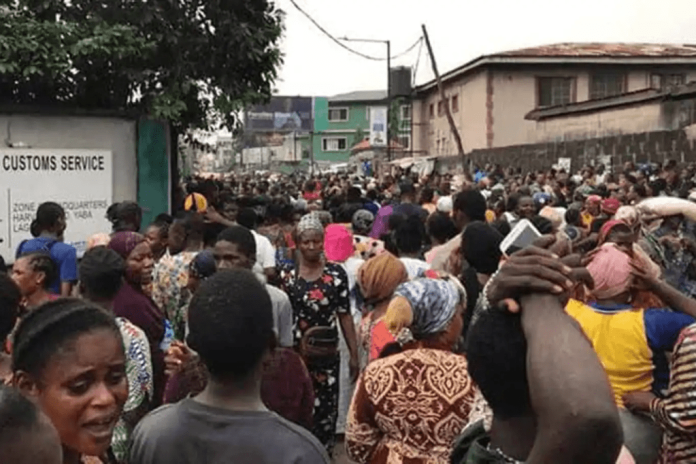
[346,348,477,464]
[112,318,154,463]
[151,250,198,341]
[278,262,350,346]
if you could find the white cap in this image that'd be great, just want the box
[437,196,453,214]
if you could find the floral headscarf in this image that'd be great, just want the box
[297,213,323,236]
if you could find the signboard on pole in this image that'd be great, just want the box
[0,149,113,258]
[369,106,387,147]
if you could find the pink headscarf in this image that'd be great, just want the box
[586,243,633,300]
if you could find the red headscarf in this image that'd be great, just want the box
[108,231,145,260]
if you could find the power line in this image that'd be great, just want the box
[288,0,423,62]
[287,0,382,61]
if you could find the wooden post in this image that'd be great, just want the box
[421,24,466,168]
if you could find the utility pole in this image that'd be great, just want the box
[309,130,315,175]
[386,40,391,163]
[421,24,466,167]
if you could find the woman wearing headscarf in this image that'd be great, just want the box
[109,231,168,406]
[345,278,477,464]
[278,213,359,455]
[356,253,409,365]
[582,194,602,228]
[566,243,696,464]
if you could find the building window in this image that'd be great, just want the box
[537,77,574,107]
[451,94,459,113]
[398,134,411,150]
[590,73,626,99]
[651,73,686,90]
[322,137,347,152]
[328,108,349,122]
[437,100,445,117]
[429,103,434,119]
[400,105,411,120]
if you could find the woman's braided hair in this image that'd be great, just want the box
[12,298,120,378]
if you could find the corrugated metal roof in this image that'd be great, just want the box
[329,90,387,103]
[497,42,696,58]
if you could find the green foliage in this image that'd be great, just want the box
[353,126,366,147]
[0,0,284,131]
[389,97,404,141]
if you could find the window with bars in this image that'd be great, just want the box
[437,100,445,117]
[328,108,349,122]
[537,77,574,107]
[322,137,347,152]
[590,73,626,99]
[651,73,686,90]
[400,105,412,120]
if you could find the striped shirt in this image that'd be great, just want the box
[650,323,696,464]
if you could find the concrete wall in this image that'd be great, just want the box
[0,114,137,202]
[533,102,664,143]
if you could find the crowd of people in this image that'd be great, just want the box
[2,158,696,464]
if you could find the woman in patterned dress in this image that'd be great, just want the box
[346,278,478,464]
[278,214,359,455]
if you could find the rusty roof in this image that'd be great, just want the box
[416,42,696,93]
[497,42,696,58]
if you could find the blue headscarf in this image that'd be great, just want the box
[393,278,462,337]
[190,250,217,280]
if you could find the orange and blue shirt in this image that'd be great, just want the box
[566,299,694,408]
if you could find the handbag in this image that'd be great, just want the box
[300,326,339,367]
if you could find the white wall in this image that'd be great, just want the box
[0,114,137,202]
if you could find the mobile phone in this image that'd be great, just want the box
[499,219,542,256]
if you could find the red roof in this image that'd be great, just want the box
[496,42,696,58]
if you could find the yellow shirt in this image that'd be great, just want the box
[566,299,653,408]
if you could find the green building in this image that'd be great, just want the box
[312,90,412,164]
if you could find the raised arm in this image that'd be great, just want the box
[522,293,622,464]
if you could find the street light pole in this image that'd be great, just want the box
[340,37,391,166]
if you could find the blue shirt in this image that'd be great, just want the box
[17,237,78,294]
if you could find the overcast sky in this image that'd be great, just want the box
[274,0,696,97]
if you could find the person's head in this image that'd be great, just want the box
[565,207,583,228]
[0,273,21,343]
[144,214,172,258]
[12,299,127,459]
[357,253,408,307]
[295,214,325,264]
[219,194,239,223]
[352,209,375,236]
[187,250,217,293]
[452,190,487,230]
[586,243,633,304]
[78,247,124,304]
[107,232,153,286]
[585,195,602,216]
[213,226,257,271]
[466,305,531,421]
[383,278,466,351]
[236,208,258,231]
[324,225,354,263]
[394,216,424,256]
[627,184,646,204]
[399,181,416,202]
[515,195,535,219]
[106,201,142,233]
[168,211,205,255]
[599,221,634,254]
[420,187,435,205]
[12,252,58,298]
[34,202,66,237]
[427,212,458,246]
[601,198,621,217]
[186,270,273,384]
[461,222,503,276]
[346,187,362,203]
[0,384,62,464]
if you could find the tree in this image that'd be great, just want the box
[353,126,366,147]
[0,0,284,132]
